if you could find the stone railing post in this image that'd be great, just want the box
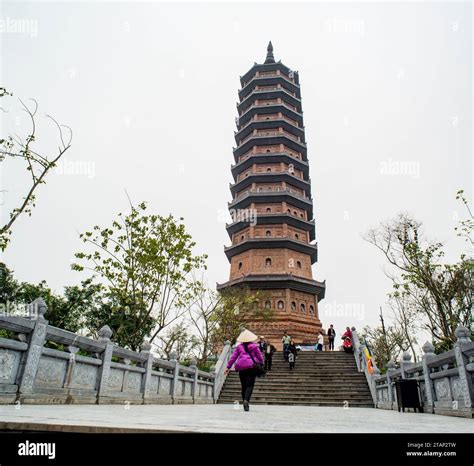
[421,341,436,414]
[386,360,396,409]
[170,351,180,403]
[18,298,48,395]
[372,367,381,404]
[96,325,114,403]
[140,342,154,404]
[190,357,199,403]
[351,327,362,371]
[453,325,473,413]
[63,346,79,390]
[358,343,367,372]
[121,358,131,394]
[400,351,413,379]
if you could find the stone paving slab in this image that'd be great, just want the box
[0,404,472,433]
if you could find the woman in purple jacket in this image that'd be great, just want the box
[224,329,264,412]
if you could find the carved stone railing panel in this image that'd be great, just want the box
[0,299,216,405]
[352,325,474,418]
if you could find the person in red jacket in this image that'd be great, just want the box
[224,329,264,412]
[342,327,353,353]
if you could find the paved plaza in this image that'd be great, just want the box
[0,404,472,433]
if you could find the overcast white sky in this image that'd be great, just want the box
[1,1,472,340]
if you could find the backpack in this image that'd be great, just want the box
[243,344,265,377]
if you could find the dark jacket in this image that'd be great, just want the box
[328,328,336,338]
[265,344,276,358]
[287,344,297,356]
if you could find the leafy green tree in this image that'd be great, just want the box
[0,262,104,337]
[365,192,473,353]
[209,286,274,348]
[455,189,474,250]
[389,292,420,362]
[360,323,404,371]
[72,201,207,350]
[154,322,200,361]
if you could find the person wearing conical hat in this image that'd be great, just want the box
[224,329,264,412]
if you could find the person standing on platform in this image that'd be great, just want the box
[341,327,353,354]
[282,331,292,360]
[327,324,336,351]
[287,339,298,370]
[317,331,324,351]
[258,336,267,356]
[224,329,264,412]
[264,341,276,372]
[342,327,353,340]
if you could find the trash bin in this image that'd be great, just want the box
[394,379,422,413]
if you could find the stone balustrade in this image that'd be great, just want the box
[0,298,216,405]
[352,325,474,418]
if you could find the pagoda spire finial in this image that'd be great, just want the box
[264,41,275,64]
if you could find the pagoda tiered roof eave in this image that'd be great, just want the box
[229,173,311,196]
[230,152,309,179]
[237,89,302,114]
[228,190,314,219]
[226,215,316,241]
[217,274,326,300]
[233,136,307,161]
[239,75,301,101]
[239,102,304,127]
[239,62,299,87]
[235,119,305,143]
[224,238,318,263]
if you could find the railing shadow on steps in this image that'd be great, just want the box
[211,341,232,402]
[351,325,474,418]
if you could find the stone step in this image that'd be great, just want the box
[256,370,361,374]
[219,393,373,399]
[218,395,371,400]
[245,375,366,379]
[266,366,359,370]
[222,384,371,391]
[228,368,362,372]
[217,400,374,407]
[270,355,355,358]
[219,350,372,407]
[221,384,372,391]
[224,377,368,383]
[219,392,372,399]
[224,379,368,384]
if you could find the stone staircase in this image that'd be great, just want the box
[218,351,374,407]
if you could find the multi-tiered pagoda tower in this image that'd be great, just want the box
[217,42,326,348]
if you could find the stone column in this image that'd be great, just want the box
[351,328,361,371]
[210,365,217,403]
[170,351,180,403]
[96,325,114,404]
[421,341,436,414]
[18,298,48,395]
[63,346,80,389]
[453,326,473,413]
[190,358,199,403]
[121,358,131,394]
[140,342,154,404]
[386,360,396,409]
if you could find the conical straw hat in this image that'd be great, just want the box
[236,329,258,343]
